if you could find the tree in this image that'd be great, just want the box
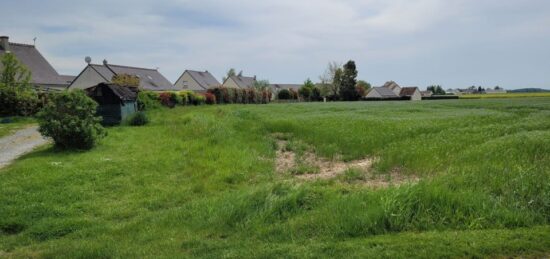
[356,80,371,90]
[331,68,343,99]
[339,60,359,101]
[112,74,140,88]
[1,52,31,88]
[253,79,270,90]
[222,68,237,82]
[427,85,446,95]
[0,52,38,116]
[37,90,106,150]
[299,78,315,100]
[318,61,342,98]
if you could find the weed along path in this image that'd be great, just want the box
[0,126,48,169]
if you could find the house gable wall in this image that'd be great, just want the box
[69,66,108,90]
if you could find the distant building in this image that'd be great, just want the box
[365,81,422,101]
[69,60,174,91]
[400,87,422,101]
[270,84,301,92]
[485,88,507,94]
[421,91,433,97]
[174,70,220,92]
[223,75,256,88]
[0,36,74,91]
[365,87,399,98]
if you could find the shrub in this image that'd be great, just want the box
[137,91,160,111]
[159,92,175,108]
[289,89,299,100]
[205,92,216,105]
[278,89,291,100]
[128,111,149,126]
[195,94,206,105]
[0,85,40,116]
[311,87,322,101]
[178,91,191,105]
[37,90,106,150]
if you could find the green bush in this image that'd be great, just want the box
[194,94,206,105]
[137,91,160,111]
[37,90,106,150]
[0,85,40,116]
[128,111,149,126]
[278,89,291,100]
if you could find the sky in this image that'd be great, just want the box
[1,0,549,89]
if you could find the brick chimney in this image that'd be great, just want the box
[0,36,9,51]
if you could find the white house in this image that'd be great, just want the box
[365,87,399,98]
[174,70,220,93]
[69,60,175,91]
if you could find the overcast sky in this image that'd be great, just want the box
[1,0,549,89]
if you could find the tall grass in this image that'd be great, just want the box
[1,98,549,257]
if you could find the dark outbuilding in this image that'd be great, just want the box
[85,83,138,125]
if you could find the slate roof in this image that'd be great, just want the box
[182,70,220,90]
[382,81,401,91]
[0,41,72,87]
[370,87,399,97]
[86,83,137,102]
[400,87,420,96]
[79,63,174,91]
[227,75,256,88]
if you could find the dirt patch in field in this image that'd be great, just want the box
[274,135,418,187]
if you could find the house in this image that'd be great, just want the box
[69,60,174,91]
[270,84,301,93]
[421,91,433,97]
[174,70,220,92]
[381,81,402,95]
[400,87,422,101]
[223,75,256,88]
[365,87,399,98]
[485,88,507,94]
[85,83,138,125]
[0,36,74,91]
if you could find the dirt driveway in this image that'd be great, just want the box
[0,126,49,169]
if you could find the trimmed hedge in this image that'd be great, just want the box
[422,95,459,100]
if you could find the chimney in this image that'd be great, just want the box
[103,59,108,65]
[253,75,257,80]
[0,36,9,51]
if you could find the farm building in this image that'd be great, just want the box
[69,60,175,91]
[421,91,433,97]
[0,36,74,91]
[382,81,402,95]
[223,75,256,88]
[400,87,422,101]
[85,83,138,125]
[365,87,399,98]
[174,70,220,92]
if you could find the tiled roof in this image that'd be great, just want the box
[85,63,174,91]
[382,81,401,91]
[270,84,301,91]
[371,87,399,97]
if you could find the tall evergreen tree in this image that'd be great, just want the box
[339,60,358,101]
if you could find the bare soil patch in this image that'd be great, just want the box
[274,135,418,187]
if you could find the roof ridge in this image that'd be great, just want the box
[8,42,35,48]
[105,63,157,71]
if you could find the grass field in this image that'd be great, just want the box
[1,98,550,258]
[0,117,35,138]
[460,92,550,99]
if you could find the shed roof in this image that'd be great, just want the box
[86,83,137,102]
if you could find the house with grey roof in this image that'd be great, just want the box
[365,87,399,99]
[68,60,175,91]
[223,75,256,89]
[365,81,422,100]
[0,36,74,91]
[174,70,220,92]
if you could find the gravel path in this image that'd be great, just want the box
[0,126,49,169]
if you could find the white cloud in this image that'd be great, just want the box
[0,0,549,88]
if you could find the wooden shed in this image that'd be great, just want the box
[85,83,138,125]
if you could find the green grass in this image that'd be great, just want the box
[460,92,550,99]
[0,117,35,138]
[1,98,550,258]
